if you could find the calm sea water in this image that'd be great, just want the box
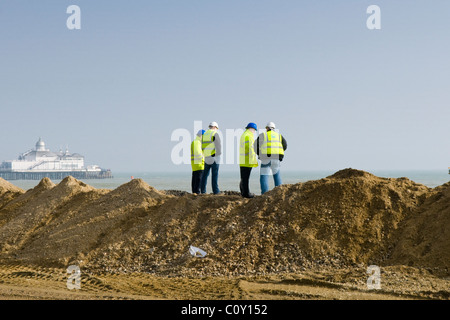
[8,169,450,192]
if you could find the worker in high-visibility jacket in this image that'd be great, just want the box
[200,121,222,195]
[254,122,287,194]
[191,129,205,194]
[239,122,258,198]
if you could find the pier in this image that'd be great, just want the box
[0,138,113,181]
[0,170,113,181]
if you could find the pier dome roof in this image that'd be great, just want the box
[35,138,47,152]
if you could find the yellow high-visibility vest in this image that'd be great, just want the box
[202,129,216,158]
[239,129,258,167]
[261,131,284,156]
[191,136,204,171]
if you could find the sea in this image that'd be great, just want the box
[8,169,450,192]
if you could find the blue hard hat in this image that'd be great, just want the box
[246,122,257,130]
[197,129,206,136]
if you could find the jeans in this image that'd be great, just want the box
[260,159,282,194]
[201,161,220,194]
[191,170,203,194]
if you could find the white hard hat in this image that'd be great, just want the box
[266,122,276,129]
[209,121,219,129]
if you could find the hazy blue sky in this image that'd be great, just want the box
[1,0,449,172]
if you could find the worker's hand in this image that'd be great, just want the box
[214,156,221,164]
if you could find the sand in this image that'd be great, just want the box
[0,169,448,300]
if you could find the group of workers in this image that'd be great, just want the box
[190,121,287,198]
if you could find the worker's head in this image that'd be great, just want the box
[265,122,276,131]
[197,129,205,137]
[209,121,219,130]
[246,122,257,132]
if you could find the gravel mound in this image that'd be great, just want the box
[0,170,447,276]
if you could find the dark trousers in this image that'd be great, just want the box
[191,170,204,194]
[240,166,253,196]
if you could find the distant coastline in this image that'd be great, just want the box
[6,169,449,192]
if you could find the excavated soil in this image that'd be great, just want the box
[0,168,448,300]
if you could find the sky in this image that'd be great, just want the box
[0,0,449,173]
